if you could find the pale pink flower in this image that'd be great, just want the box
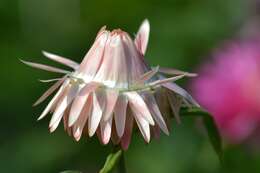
[22,19,198,149]
[191,39,260,143]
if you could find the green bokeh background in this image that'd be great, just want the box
[1,0,260,173]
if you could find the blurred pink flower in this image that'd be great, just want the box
[22,19,198,149]
[191,39,260,143]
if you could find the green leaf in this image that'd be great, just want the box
[60,171,82,173]
[99,149,123,173]
[180,107,223,162]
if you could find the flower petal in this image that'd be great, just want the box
[100,116,113,144]
[126,92,154,125]
[167,91,182,124]
[20,59,70,74]
[114,95,128,138]
[162,82,200,107]
[132,109,151,143]
[38,77,65,83]
[150,75,185,86]
[49,84,79,128]
[37,79,70,120]
[72,94,93,141]
[42,51,79,69]
[33,77,66,106]
[135,66,159,84]
[78,31,109,79]
[50,104,71,133]
[152,124,161,140]
[102,90,118,121]
[68,82,100,127]
[154,88,172,130]
[135,19,150,55]
[158,67,197,77]
[94,34,129,88]
[88,91,104,137]
[121,108,134,150]
[143,92,169,135]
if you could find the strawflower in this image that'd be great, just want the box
[22,19,198,149]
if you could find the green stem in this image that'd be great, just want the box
[117,151,126,173]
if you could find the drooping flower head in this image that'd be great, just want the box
[191,39,260,143]
[22,19,198,149]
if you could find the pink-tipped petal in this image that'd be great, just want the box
[100,116,113,144]
[102,90,118,121]
[50,104,71,133]
[162,82,200,107]
[49,84,79,128]
[111,124,120,145]
[49,113,63,133]
[72,95,93,141]
[69,82,100,127]
[132,109,151,143]
[33,77,66,106]
[88,91,104,136]
[96,26,107,38]
[143,92,169,135]
[20,59,70,74]
[114,95,128,138]
[121,109,134,150]
[37,80,69,120]
[94,34,129,89]
[135,19,150,55]
[152,124,161,140]
[126,92,155,125]
[78,32,109,79]
[42,51,79,69]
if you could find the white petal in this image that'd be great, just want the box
[135,19,150,55]
[33,77,66,106]
[49,84,79,128]
[121,110,134,150]
[72,95,93,141]
[100,116,113,144]
[37,79,69,120]
[102,90,118,121]
[88,91,103,136]
[42,51,79,69]
[125,92,154,125]
[38,77,65,83]
[68,82,99,127]
[114,95,128,137]
[143,92,169,135]
[132,110,151,143]
[49,113,63,133]
[20,59,70,74]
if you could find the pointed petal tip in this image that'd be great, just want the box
[42,50,49,56]
[19,59,29,65]
[142,19,150,28]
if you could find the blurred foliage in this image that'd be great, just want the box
[1,0,260,173]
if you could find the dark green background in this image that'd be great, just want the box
[1,0,259,173]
